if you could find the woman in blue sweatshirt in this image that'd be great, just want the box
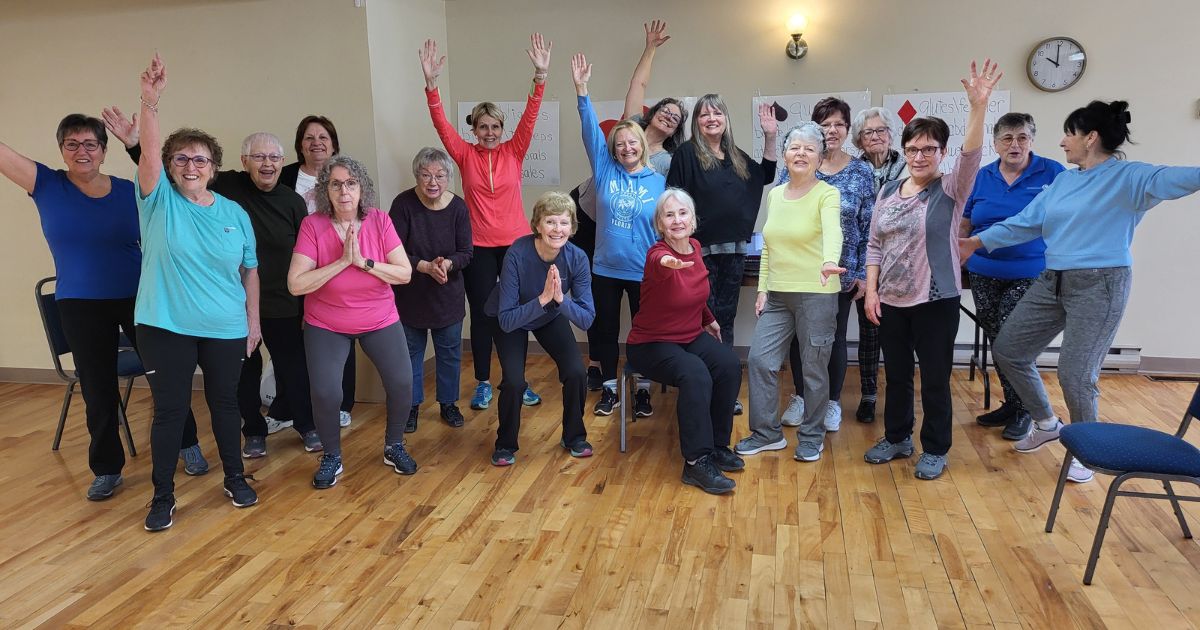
[571,53,667,418]
[960,100,1200,483]
[485,192,596,467]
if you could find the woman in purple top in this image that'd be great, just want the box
[862,59,1002,481]
[390,147,473,433]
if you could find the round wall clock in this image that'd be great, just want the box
[1027,37,1086,92]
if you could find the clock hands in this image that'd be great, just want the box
[1048,42,1061,67]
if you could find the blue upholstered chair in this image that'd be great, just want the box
[1044,382,1200,584]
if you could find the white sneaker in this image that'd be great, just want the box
[823,401,842,432]
[780,395,805,427]
[1067,457,1094,483]
[339,410,352,428]
[264,416,292,435]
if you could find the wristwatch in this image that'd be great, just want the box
[361,258,375,271]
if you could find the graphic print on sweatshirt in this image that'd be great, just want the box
[606,179,654,230]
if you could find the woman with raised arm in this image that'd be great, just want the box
[133,54,261,531]
[960,100,1200,483]
[621,20,688,175]
[571,52,666,418]
[420,34,550,413]
[288,155,417,490]
[862,60,1001,481]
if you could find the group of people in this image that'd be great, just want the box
[4,24,1199,529]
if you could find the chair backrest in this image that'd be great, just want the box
[34,277,74,382]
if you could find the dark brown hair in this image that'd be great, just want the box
[1064,100,1132,157]
[161,128,223,186]
[293,115,340,166]
[56,114,108,149]
[811,97,850,127]
[901,117,950,149]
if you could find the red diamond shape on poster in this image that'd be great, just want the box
[897,100,917,124]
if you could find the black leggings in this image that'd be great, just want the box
[238,315,315,437]
[463,245,509,382]
[137,325,245,496]
[878,297,960,456]
[590,273,641,380]
[493,316,586,452]
[790,290,854,401]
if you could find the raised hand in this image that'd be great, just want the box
[758,101,778,137]
[660,254,695,270]
[527,33,553,75]
[961,58,1002,109]
[140,53,167,104]
[419,39,446,89]
[571,53,592,88]
[101,106,139,148]
[644,20,670,50]
[820,262,847,286]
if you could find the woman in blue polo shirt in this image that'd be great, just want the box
[961,113,1064,441]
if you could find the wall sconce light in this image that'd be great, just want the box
[786,14,808,60]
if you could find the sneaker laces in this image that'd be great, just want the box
[146,494,174,513]
[918,452,944,466]
[388,442,415,466]
[318,455,342,476]
[225,473,256,489]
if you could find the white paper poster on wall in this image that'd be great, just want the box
[882,90,1010,174]
[456,100,560,186]
[750,91,873,160]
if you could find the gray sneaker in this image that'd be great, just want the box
[86,474,123,501]
[780,395,805,427]
[734,434,788,456]
[823,401,843,432]
[301,430,323,452]
[864,436,914,464]
[914,453,948,480]
[1014,419,1062,453]
[180,444,209,476]
[241,435,267,459]
[794,440,824,462]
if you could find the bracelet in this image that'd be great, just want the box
[533,72,547,80]
[140,96,159,112]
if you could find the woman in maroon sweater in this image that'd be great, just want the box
[625,189,744,494]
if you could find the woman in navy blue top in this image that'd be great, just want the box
[960,113,1064,440]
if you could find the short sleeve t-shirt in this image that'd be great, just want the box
[294,169,318,215]
[293,208,402,335]
[30,163,142,300]
[134,170,258,339]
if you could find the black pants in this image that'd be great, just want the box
[627,333,740,461]
[57,299,199,476]
[464,245,508,382]
[877,297,960,456]
[703,253,745,348]
[590,273,641,380]
[493,316,586,452]
[790,290,854,401]
[137,325,245,496]
[238,315,315,437]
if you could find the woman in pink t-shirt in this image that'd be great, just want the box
[288,155,417,490]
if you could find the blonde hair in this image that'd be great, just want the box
[606,120,649,169]
[689,94,749,180]
[467,102,505,129]
[529,191,578,236]
[653,188,697,238]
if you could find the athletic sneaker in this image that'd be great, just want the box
[976,400,1018,427]
[823,401,843,432]
[179,444,209,476]
[594,387,618,416]
[87,474,123,501]
[264,416,293,434]
[491,448,516,467]
[561,438,594,458]
[301,430,323,452]
[855,398,876,423]
[241,435,266,459]
[914,453,948,480]
[709,446,745,472]
[383,442,418,475]
[1068,457,1094,483]
[733,399,744,415]
[312,454,343,489]
[735,434,788,456]
[339,410,353,428]
[587,365,604,391]
[682,456,735,494]
[223,474,258,507]
[634,388,653,417]
[522,386,542,406]
[864,436,915,464]
[440,403,465,428]
[405,405,419,433]
[780,395,805,427]
[1014,419,1063,453]
[471,382,493,410]
[794,440,825,462]
[1002,411,1033,441]
[144,494,176,532]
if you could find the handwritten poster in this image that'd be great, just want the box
[456,100,560,186]
[882,90,1011,173]
[750,91,873,159]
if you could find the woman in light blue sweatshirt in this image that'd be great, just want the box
[960,100,1200,483]
[571,52,667,418]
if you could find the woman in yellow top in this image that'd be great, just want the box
[736,122,845,462]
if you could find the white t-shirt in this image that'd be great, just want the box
[294,168,318,215]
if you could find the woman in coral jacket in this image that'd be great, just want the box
[419,34,551,412]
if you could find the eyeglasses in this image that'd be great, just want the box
[861,127,890,138]
[903,145,941,159]
[820,122,848,131]
[329,179,360,192]
[417,172,448,183]
[996,135,1032,147]
[62,140,102,152]
[245,153,284,163]
[171,154,213,168]
[656,110,682,124]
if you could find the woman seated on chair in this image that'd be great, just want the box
[626,188,744,494]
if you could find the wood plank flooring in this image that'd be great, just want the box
[1,361,1198,628]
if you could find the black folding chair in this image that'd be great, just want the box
[34,277,139,454]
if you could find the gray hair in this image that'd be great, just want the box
[411,146,455,181]
[782,122,828,158]
[314,154,378,219]
[653,187,698,238]
[240,132,283,156]
[994,112,1037,138]
[850,107,901,151]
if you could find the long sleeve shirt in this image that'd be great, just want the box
[777,159,875,289]
[666,142,776,248]
[389,188,473,329]
[485,234,595,333]
[626,239,715,345]
[759,182,843,293]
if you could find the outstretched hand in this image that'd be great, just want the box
[527,33,552,74]
[757,101,778,136]
[961,59,1002,108]
[571,53,592,88]
[140,53,166,104]
[660,255,694,270]
[419,39,445,89]
[644,20,670,50]
[102,106,139,148]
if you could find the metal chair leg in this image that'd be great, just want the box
[1045,451,1075,532]
[981,333,991,408]
[118,377,137,457]
[1163,480,1193,539]
[619,371,627,453]
[1083,475,1128,585]
[969,319,979,381]
[53,380,77,451]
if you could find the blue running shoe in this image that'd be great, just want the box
[522,386,542,407]
[470,381,493,410]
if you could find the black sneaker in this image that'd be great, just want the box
[405,405,419,433]
[440,403,464,428]
[144,494,176,532]
[223,474,258,508]
[87,474,123,501]
[1002,410,1033,441]
[313,454,343,489]
[855,398,876,423]
[733,399,744,415]
[682,456,735,494]
[593,387,618,416]
[587,365,604,391]
[634,388,653,417]
[384,442,418,475]
[709,446,745,472]
[976,400,1018,427]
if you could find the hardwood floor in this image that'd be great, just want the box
[1,362,1198,629]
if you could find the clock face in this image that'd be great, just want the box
[1027,37,1086,92]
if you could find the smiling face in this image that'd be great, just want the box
[657,195,695,243]
[241,138,283,191]
[785,137,822,180]
[301,122,334,168]
[472,115,503,150]
[613,128,644,171]
[650,102,683,137]
[994,125,1034,171]
[415,161,450,204]
[327,165,361,217]
[59,130,106,177]
[168,143,214,195]
[859,115,892,159]
[903,134,944,181]
[696,104,726,143]
[536,211,573,251]
[816,112,848,153]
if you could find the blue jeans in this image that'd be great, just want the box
[404,322,464,406]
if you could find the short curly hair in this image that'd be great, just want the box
[162,128,223,187]
[314,155,378,220]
